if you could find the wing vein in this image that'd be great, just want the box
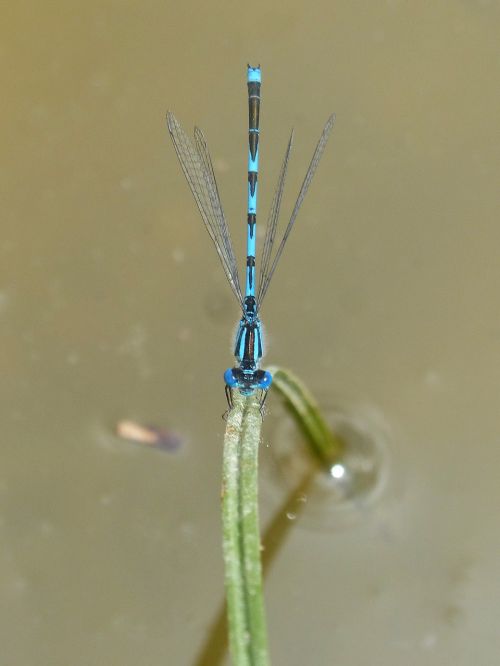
[167,112,243,306]
[258,113,335,306]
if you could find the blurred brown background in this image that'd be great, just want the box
[1,2,499,664]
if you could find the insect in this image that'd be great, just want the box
[167,66,334,409]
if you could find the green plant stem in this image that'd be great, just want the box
[220,368,344,666]
[267,366,345,466]
[222,391,269,666]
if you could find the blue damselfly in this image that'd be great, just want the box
[167,66,334,408]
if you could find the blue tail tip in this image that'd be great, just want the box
[247,65,261,82]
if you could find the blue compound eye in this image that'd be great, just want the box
[257,371,272,390]
[224,368,238,387]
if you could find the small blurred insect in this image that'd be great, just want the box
[116,420,182,452]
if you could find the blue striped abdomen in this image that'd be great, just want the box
[245,66,261,299]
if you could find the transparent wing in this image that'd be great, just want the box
[166,112,243,307]
[193,127,240,286]
[257,113,336,307]
[257,129,294,305]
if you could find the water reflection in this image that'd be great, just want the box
[263,395,393,530]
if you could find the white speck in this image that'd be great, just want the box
[99,494,114,506]
[120,177,134,190]
[424,370,443,388]
[330,464,345,479]
[180,522,196,539]
[172,247,185,264]
[39,521,55,536]
[214,158,230,173]
[9,576,28,595]
[177,327,192,342]
[67,352,80,365]
[421,633,437,650]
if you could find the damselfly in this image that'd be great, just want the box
[167,66,334,409]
